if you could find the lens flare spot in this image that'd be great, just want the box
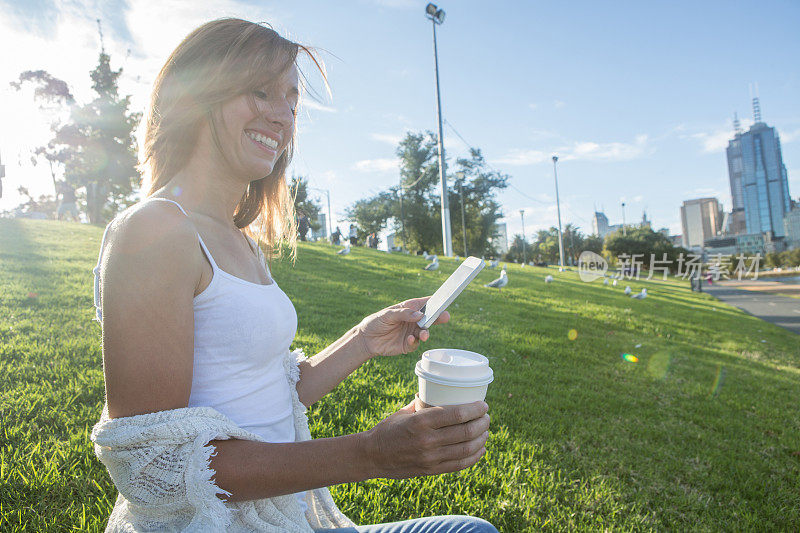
[710,364,726,396]
[621,353,638,363]
[647,351,671,379]
[171,185,183,196]
[568,329,578,341]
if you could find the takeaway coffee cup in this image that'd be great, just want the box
[414,349,494,408]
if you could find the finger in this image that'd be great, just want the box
[435,414,490,446]
[435,431,489,463]
[389,296,430,310]
[384,307,425,324]
[428,401,489,429]
[419,329,429,342]
[431,445,487,475]
[432,310,450,325]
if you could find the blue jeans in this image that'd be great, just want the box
[314,515,498,533]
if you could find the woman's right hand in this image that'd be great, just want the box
[362,400,490,478]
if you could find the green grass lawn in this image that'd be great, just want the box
[1,218,798,532]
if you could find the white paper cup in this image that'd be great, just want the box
[414,349,494,407]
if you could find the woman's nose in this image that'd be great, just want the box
[259,99,293,128]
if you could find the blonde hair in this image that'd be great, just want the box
[140,18,327,262]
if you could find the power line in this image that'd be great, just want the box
[444,118,549,206]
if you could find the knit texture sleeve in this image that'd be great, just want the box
[90,404,315,532]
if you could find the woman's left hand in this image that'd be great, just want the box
[355,296,450,358]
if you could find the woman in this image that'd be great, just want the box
[90,18,495,533]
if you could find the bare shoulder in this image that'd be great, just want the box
[103,200,202,283]
[100,199,201,418]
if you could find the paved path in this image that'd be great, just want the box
[704,282,800,336]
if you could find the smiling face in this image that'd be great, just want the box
[213,62,299,181]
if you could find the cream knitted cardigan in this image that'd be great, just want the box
[90,348,357,532]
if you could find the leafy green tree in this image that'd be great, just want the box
[449,148,508,257]
[603,226,684,272]
[290,175,322,232]
[344,190,397,244]
[14,50,141,225]
[503,234,529,263]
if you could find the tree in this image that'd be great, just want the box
[13,48,141,225]
[10,71,75,203]
[449,148,508,257]
[603,226,684,272]
[344,190,396,243]
[503,234,529,263]
[290,175,322,232]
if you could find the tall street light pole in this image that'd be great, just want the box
[426,3,453,257]
[621,202,627,236]
[456,171,467,257]
[552,155,565,270]
[520,209,527,265]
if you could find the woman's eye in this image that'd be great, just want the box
[253,90,268,100]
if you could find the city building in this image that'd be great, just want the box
[491,222,508,255]
[680,198,722,249]
[725,99,792,237]
[784,204,800,250]
[592,211,623,239]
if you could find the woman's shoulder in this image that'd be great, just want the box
[104,199,200,262]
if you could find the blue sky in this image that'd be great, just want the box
[1,0,798,240]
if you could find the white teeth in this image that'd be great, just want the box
[246,131,278,149]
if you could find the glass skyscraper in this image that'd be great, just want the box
[726,108,791,238]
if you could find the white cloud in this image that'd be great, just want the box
[352,158,398,172]
[689,128,733,153]
[495,134,650,166]
[554,100,566,109]
[371,132,403,145]
[528,103,538,111]
[778,128,800,144]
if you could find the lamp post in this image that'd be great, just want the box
[520,209,527,265]
[552,155,565,270]
[456,171,467,257]
[308,186,333,242]
[621,202,627,236]
[425,3,453,257]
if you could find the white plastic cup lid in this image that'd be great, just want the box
[415,348,494,387]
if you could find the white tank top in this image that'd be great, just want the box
[92,197,307,512]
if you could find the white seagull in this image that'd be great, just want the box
[489,259,499,269]
[544,275,554,283]
[423,251,434,261]
[337,243,351,255]
[603,278,609,286]
[631,288,648,300]
[423,256,439,271]
[612,279,618,286]
[624,286,632,295]
[484,266,508,289]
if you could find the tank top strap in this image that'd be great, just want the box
[144,197,220,272]
[246,235,273,281]
[92,222,115,323]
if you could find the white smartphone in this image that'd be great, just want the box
[417,256,485,329]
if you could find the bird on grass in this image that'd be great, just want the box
[423,251,434,261]
[489,259,499,269]
[337,243,351,256]
[612,279,618,286]
[485,266,508,289]
[423,256,439,271]
[544,275,554,283]
[624,286,632,295]
[631,288,648,300]
[603,278,609,286]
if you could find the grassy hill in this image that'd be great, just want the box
[1,218,798,531]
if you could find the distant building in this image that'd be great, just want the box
[669,234,683,247]
[592,211,623,239]
[725,100,792,237]
[705,233,766,256]
[680,198,722,249]
[491,222,508,255]
[784,204,800,250]
[704,236,737,256]
[737,233,765,255]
